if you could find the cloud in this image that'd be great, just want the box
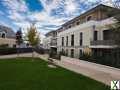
[2,0,28,13]
[0,0,119,36]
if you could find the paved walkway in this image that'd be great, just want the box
[53,58,120,86]
[0,53,120,86]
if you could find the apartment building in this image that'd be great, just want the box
[57,4,120,58]
[43,30,58,53]
[0,25,16,47]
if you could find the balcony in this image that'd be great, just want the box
[90,40,116,46]
[50,42,57,47]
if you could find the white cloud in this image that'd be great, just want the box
[1,0,119,38]
[2,0,28,13]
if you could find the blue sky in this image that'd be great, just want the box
[0,0,119,37]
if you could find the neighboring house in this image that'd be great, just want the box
[43,30,57,52]
[56,4,120,58]
[0,25,16,47]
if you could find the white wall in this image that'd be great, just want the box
[57,17,116,58]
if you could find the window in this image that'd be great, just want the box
[103,30,112,40]
[66,49,68,56]
[87,16,92,21]
[71,49,74,58]
[71,34,74,46]
[94,31,98,41]
[80,32,83,46]
[66,36,68,46]
[1,33,5,38]
[79,49,82,58]
[68,25,71,28]
[76,22,80,25]
[62,37,64,46]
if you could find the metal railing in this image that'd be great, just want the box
[90,40,115,45]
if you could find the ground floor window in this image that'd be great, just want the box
[66,49,68,56]
[71,49,74,58]
[79,49,82,57]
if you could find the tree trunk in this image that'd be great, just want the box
[17,45,20,57]
[32,48,34,61]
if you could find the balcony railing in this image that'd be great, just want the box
[50,43,57,46]
[90,40,116,46]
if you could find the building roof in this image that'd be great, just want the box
[0,25,15,39]
[46,4,120,35]
[62,4,120,26]
[45,30,57,37]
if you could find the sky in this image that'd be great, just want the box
[0,0,119,39]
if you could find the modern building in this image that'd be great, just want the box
[0,25,16,47]
[43,30,58,53]
[56,4,120,58]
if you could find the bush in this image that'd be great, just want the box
[79,52,120,68]
[0,48,16,55]
[34,47,45,54]
[0,48,33,55]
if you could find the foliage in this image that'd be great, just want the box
[80,52,120,68]
[34,47,45,54]
[26,24,40,47]
[0,48,33,55]
[16,28,23,45]
[0,48,16,55]
[26,24,40,59]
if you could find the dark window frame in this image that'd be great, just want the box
[71,34,74,46]
[80,32,83,46]
[62,37,64,46]
[71,49,74,58]
[66,36,68,46]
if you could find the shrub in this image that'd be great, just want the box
[0,48,16,55]
[79,52,120,68]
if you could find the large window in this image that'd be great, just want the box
[87,16,92,21]
[80,32,83,46]
[1,33,6,38]
[79,49,82,56]
[66,36,68,46]
[71,34,74,46]
[94,31,98,41]
[71,49,74,58]
[66,49,68,56]
[76,21,80,25]
[103,30,112,40]
[62,37,64,46]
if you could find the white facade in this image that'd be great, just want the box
[43,36,52,49]
[57,17,116,58]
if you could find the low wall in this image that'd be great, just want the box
[61,56,120,76]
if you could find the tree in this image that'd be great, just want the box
[16,28,23,56]
[26,24,40,59]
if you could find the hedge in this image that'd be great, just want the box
[0,48,16,55]
[0,48,33,55]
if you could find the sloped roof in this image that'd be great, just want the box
[0,25,15,39]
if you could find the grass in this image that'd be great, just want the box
[0,57,109,90]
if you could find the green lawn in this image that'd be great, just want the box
[0,57,109,90]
